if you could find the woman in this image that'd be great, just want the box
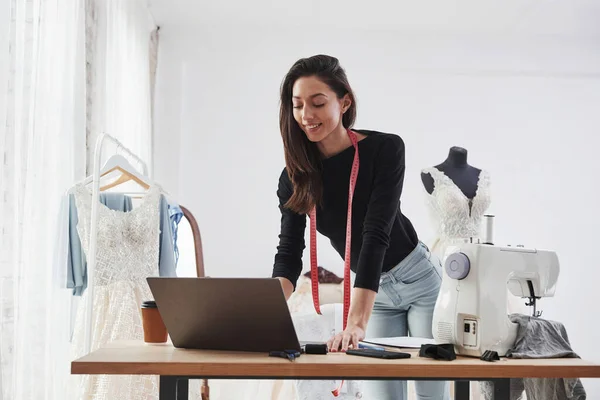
[271,54,448,400]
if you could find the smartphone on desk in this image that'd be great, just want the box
[346,348,411,359]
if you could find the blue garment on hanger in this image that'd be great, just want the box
[65,193,177,296]
[168,201,184,267]
[158,195,177,277]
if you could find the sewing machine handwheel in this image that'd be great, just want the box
[445,253,470,280]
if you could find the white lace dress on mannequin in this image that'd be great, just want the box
[421,167,492,263]
[422,167,528,399]
[422,167,492,400]
[67,184,162,400]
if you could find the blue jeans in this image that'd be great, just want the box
[362,242,449,400]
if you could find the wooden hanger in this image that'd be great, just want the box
[99,166,150,191]
[80,154,154,194]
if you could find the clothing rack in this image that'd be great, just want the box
[81,134,209,397]
[83,133,150,354]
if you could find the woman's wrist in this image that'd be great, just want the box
[347,287,377,330]
[347,317,368,331]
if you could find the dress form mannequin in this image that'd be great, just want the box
[421,146,481,200]
[421,146,492,400]
[420,146,491,262]
[421,149,523,400]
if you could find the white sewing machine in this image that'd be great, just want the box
[432,243,560,357]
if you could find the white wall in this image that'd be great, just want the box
[0,0,9,142]
[154,26,600,393]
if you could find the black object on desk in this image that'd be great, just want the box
[303,343,328,355]
[269,350,301,361]
[346,348,411,359]
[480,350,500,362]
[419,344,456,361]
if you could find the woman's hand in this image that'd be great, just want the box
[327,323,366,352]
[326,288,376,352]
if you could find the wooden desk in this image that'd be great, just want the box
[71,340,600,400]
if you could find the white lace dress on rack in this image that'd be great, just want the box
[421,167,492,263]
[67,184,162,400]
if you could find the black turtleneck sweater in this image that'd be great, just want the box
[271,129,419,292]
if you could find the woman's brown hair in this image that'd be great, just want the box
[279,54,357,214]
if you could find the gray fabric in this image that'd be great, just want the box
[481,313,586,400]
[66,193,177,296]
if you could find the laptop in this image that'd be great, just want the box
[146,277,302,352]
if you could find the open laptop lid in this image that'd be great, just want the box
[147,277,302,353]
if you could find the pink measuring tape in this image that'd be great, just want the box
[310,130,359,329]
[309,128,359,327]
[309,129,360,397]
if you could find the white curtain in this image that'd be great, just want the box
[87,0,156,175]
[0,1,86,399]
[0,0,156,399]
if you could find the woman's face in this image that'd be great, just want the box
[291,76,349,143]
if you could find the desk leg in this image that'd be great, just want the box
[492,379,510,400]
[159,376,189,400]
[454,380,470,400]
[177,378,189,400]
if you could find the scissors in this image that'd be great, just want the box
[269,349,301,361]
